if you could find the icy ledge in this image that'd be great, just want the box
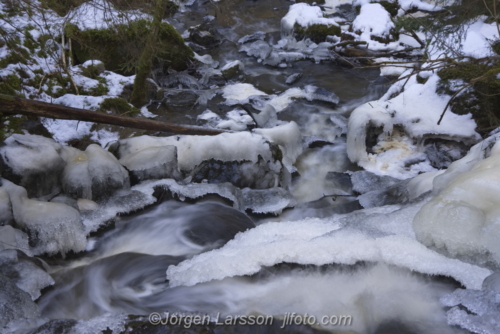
[167,202,491,289]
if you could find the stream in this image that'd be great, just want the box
[1,0,498,334]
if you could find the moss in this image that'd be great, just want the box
[294,23,341,43]
[438,62,500,131]
[376,1,399,17]
[491,40,500,55]
[0,114,25,141]
[66,19,193,76]
[416,74,428,84]
[87,83,109,96]
[0,74,22,96]
[40,0,86,16]
[100,98,140,116]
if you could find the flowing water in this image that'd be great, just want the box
[33,1,476,333]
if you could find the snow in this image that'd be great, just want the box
[281,3,339,37]
[222,83,267,105]
[346,73,480,178]
[352,4,397,50]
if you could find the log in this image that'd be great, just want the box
[0,95,227,136]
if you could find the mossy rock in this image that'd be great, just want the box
[109,0,178,17]
[438,62,500,132]
[40,0,87,16]
[0,114,25,141]
[376,1,399,17]
[294,23,341,43]
[99,97,140,116]
[80,62,105,79]
[66,19,194,76]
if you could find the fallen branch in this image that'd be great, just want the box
[0,95,227,136]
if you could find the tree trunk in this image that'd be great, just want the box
[0,95,226,136]
[130,0,167,107]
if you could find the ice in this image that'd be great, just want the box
[242,188,297,215]
[413,139,500,266]
[346,73,480,178]
[0,226,31,255]
[281,3,339,37]
[441,289,500,334]
[2,179,86,256]
[408,170,445,200]
[254,122,303,170]
[119,146,180,182]
[222,83,267,105]
[63,144,130,201]
[0,249,54,301]
[117,132,282,175]
[71,313,128,334]
[0,273,40,328]
[167,199,490,289]
[0,134,65,197]
[483,272,500,291]
[351,170,401,194]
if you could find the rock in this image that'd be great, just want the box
[324,172,353,195]
[238,31,266,44]
[189,20,221,48]
[221,60,244,79]
[0,273,40,328]
[424,138,469,169]
[351,170,401,194]
[285,73,303,85]
[0,185,14,225]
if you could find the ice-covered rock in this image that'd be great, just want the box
[2,179,87,256]
[413,138,500,266]
[0,249,54,300]
[0,134,65,198]
[117,132,286,189]
[0,273,40,328]
[482,272,500,292]
[242,187,297,215]
[63,144,130,201]
[119,146,180,183]
[407,170,445,200]
[281,3,339,38]
[346,73,480,178]
[441,288,500,334]
[0,226,31,255]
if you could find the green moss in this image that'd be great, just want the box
[66,19,193,76]
[0,114,24,141]
[376,1,399,17]
[40,0,86,16]
[416,75,428,84]
[491,40,500,55]
[0,74,22,96]
[87,83,109,96]
[100,98,140,116]
[294,23,341,43]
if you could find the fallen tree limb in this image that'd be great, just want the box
[0,94,227,136]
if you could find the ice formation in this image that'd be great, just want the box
[0,274,40,328]
[1,179,87,256]
[413,138,500,266]
[119,146,180,182]
[0,134,65,197]
[347,73,480,178]
[63,144,130,201]
[0,249,54,301]
[167,200,491,289]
